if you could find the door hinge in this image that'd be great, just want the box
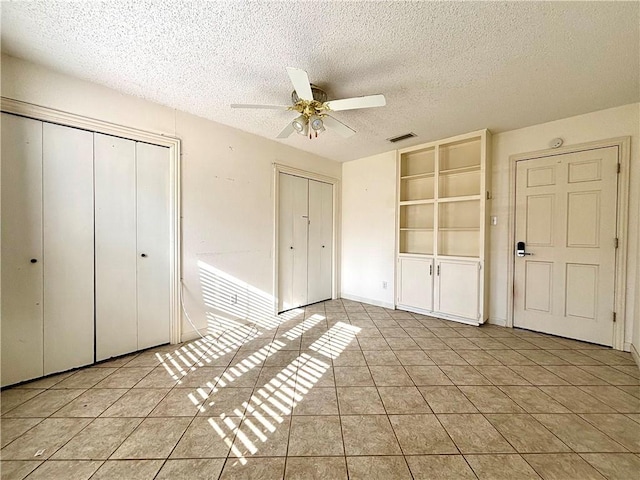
[615,238,619,249]
[617,163,621,174]
[613,312,617,323]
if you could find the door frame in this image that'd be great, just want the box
[273,163,339,314]
[506,137,631,350]
[1,97,182,345]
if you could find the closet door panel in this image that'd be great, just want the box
[278,173,309,311]
[1,114,44,386]
[43,123,94,374]
[95,133,138,360]
[307,180,333,304]
[278,173,295,311]
[136,142,171,349]
[291,176,309,309]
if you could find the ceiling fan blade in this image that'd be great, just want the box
[322,115,356,138]
[231,104,290,110]
[277,122,295,139]
[286,67,314,101]
[325,94,386,111]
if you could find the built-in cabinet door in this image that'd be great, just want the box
[278,173,309,311]
[136,142,171,350]
[43,123,95,375]
[307,180,333,304]
[398,257,433,311]
[435,259,480,321]
[95,134,138,361]
[1,114,44,386]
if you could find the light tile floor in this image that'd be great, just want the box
[1,299,639,479]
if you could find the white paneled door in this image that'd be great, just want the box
[278,173,333,312]
[514,147,618,346]
[1,114,44,385]
[43,122,95,374]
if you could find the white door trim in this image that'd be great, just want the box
[1,97,182,345]
[273,163,339,315]
[507,137,631,350]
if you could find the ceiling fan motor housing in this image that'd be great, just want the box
[291,84,328,104]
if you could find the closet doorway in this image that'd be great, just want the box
[276,168,336,313]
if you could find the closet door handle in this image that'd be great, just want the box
[141,253,147,258]
[429,264,432,276]
[437,265,440,276]
[30,258,38,264]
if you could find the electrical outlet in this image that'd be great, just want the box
[382,281,388,289]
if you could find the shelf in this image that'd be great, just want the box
[439,165,480,176]
[399,199,435,206]
[437,195,481,203]
[401,172,435,180]
[438,227,480,232]
[400,228,433,231]
[398,252,434,258]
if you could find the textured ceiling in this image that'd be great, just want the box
[1,1,638,162]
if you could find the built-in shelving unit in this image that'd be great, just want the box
[396,130,491,325]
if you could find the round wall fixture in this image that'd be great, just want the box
[549,137,564,148]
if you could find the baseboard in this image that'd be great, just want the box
[340,293,395,310]
[487,317,507,327]
[180,329,204,343]
[631,343,640,369]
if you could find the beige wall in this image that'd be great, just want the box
[341,151,396,307]
[342,103,640,352]
[1,54,342,340]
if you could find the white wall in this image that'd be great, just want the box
[1,54,342,341]
[342,103,640,352]
[341,151,396,307]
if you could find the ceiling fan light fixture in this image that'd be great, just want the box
[309,115,324,132]
[292,114,308,133]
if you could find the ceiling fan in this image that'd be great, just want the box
[231,67,386,139]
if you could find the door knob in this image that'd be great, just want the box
[516,241,533,257]
[30,258,38,263]
[141,253,147,258]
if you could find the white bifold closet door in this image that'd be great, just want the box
[1,114,45,385]
[278,173,333,312]
[95,134,170,360]
[1,116,95,382]
[43,123,95,375]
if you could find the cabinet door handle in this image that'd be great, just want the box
[429,264,432,276]
[290,246,294,250]
[437,265,440,276]
[141,253,147,258]
[30,258,38,264]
